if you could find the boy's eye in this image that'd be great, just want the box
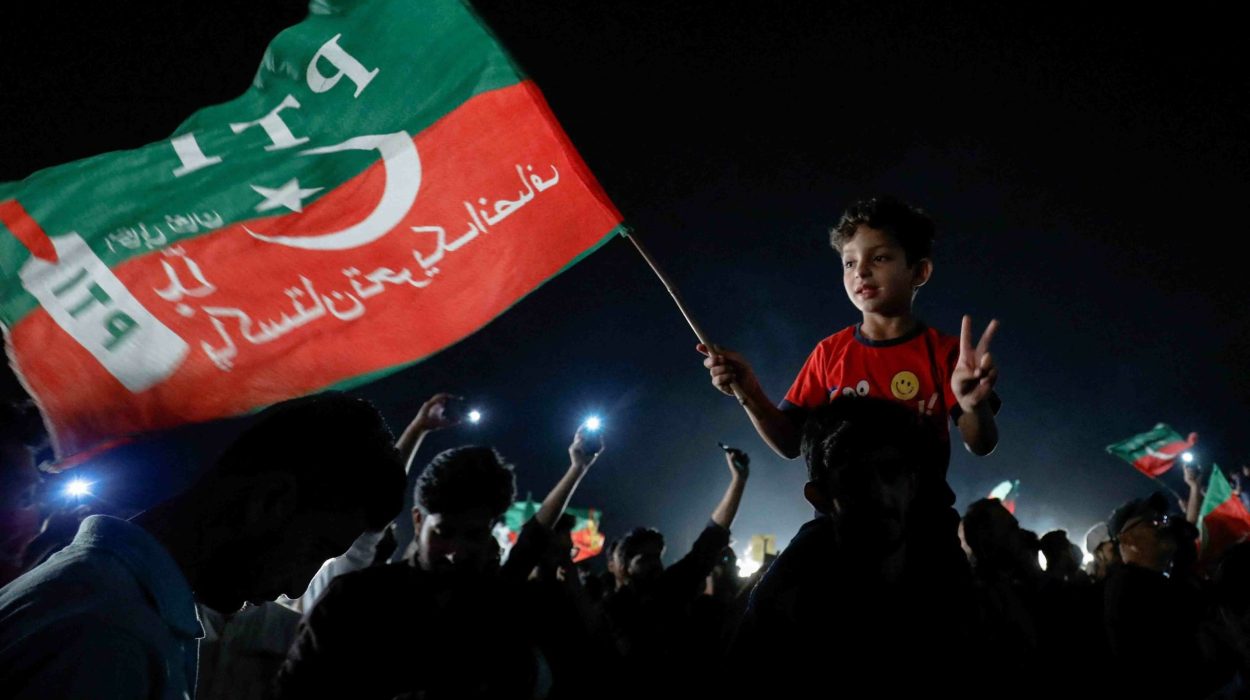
[874,255,889,262]
[843,260,855,269]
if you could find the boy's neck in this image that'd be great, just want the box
[858,312,918,341]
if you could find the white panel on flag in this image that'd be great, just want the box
[19,234,188,392]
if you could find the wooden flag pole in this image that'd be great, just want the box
[622,228,747,404]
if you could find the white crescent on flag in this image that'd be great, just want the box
[245,131,420,251]
[1145,444,1185,461]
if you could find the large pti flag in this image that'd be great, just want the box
[0,0,623,456]
[1105,424,1197,478]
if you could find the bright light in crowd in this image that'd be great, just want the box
[468,410,482,424]
[65,479,91,497]
[1037,550,1048,572]
[737,554,763,578]
[584,416,602,431]
[1182,452,1194,464]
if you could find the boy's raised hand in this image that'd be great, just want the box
[697,343,762,402]
[951,315,999,413]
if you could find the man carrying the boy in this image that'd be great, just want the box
[699,195,1000,571]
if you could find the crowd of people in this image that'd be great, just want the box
[1,196,1248,698]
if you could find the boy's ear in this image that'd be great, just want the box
[411,507,424,533]
[911,258,934,289]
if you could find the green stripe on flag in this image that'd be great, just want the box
[1199,464,1233,547]
[1105,423,1183,463]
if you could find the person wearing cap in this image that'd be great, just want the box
[1108,492,1175,573]
[1083,521,1121,581]
[1103,493,1215,696]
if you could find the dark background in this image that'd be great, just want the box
[2,1,1247,560]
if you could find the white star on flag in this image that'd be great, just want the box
[250,179,323,213]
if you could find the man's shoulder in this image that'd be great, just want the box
[301,562,424,639]
[0,555,169,671]
[1,545,150,622]
[765,517,838,576]
[0,617,157,699]
[324,560,418,598]
[748,517,838,617]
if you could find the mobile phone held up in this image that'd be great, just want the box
[580,416,603,455]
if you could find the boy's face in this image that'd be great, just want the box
[839,225,928,317]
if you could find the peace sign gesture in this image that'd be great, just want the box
[951,315,999,414]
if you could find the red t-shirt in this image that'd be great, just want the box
[781,323,962,451]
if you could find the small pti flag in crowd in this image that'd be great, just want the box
[0,0,623,456]
[988,479,1020,514]
[1198,465,1250,564]
[565,507,606,562]
[494,499,539,556]
[493,500,604,563]
[1105,424,1198,478]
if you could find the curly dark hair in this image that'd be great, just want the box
[800,397,935,499]
[830,195,935,266]
[618,526,665,563]
[213,393,405,530]
[415,446,515,519]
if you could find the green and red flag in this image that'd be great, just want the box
[493,499,604,563]
[988,479,1020,514]
[0,0,623,456]
[565,506,606,562]
[494,499,540,553]
[1105,424,1197,478]
[1198,464,1250,563]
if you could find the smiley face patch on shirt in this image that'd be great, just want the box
[890,370,920,400]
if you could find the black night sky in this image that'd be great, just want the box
[2,1,1247,560]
